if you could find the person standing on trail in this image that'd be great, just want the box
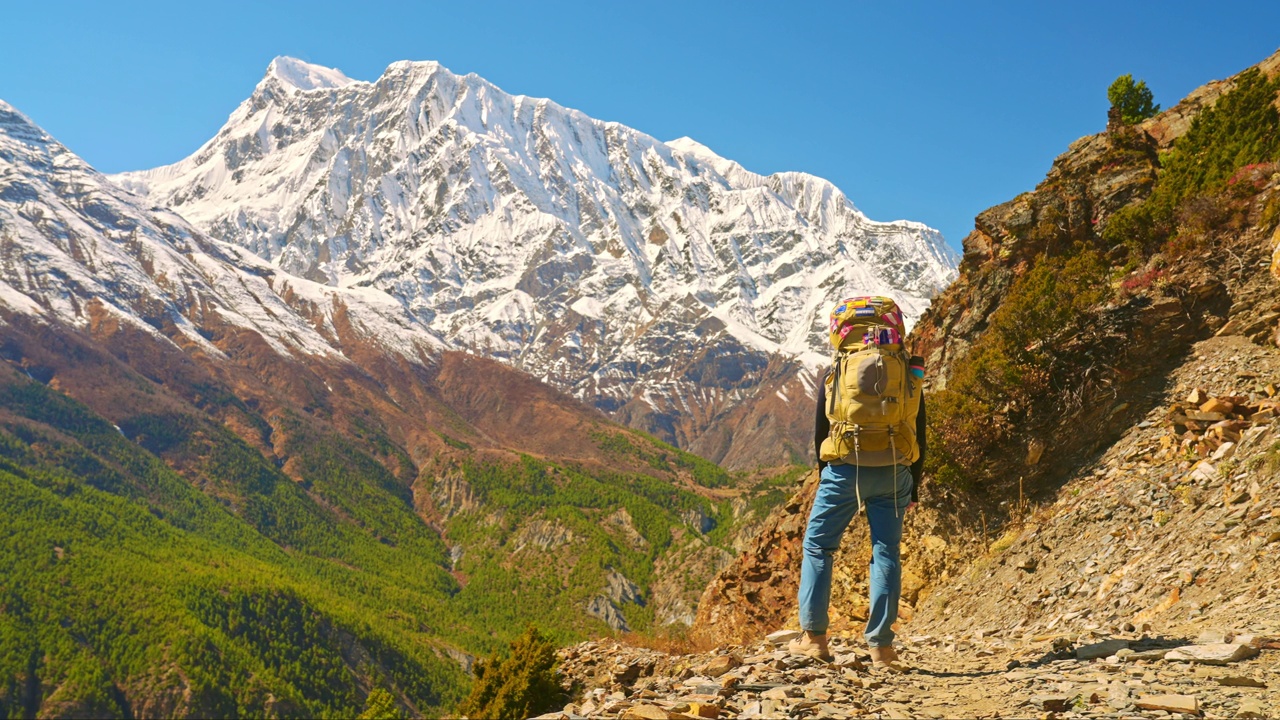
[788,296,926,672]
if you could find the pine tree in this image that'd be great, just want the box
[358,688,403,720]
[457,626,560,720]
[1108,74,1160,125]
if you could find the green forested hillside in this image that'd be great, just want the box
[0,362,779,717]
[0,374,467,717]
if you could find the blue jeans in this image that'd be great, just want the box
[798,463,913,647]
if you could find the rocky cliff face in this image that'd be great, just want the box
[690,49,1280,647]
[912,125,1160,378]
[111,57,957,467]
[914,49,1280,382]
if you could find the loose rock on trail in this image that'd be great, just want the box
[547,628,1277,719]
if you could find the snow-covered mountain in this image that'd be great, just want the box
[0,95,691,481]
[0,99,444,366]
[113,57,958,463]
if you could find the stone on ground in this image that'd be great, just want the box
[1031,695,1071,712]
[701,655,738,678]
[1134,694,1200,714]
[622,704,676,720]
[1165,642,1260,665]
[1076,638,1129,660]
[1216,675,1267,688]
[765,630,801,645]
[1237,699,1269,718]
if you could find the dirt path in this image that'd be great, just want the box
[549,630,1278,719]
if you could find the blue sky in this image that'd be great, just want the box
[3,1,1278,249]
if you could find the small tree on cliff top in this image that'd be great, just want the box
[1108,74,1160,125]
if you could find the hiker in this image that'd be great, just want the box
[788,296,926,672]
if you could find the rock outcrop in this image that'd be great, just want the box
[917,334,1280,647]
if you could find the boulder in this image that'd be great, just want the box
[1165,642,1259,665]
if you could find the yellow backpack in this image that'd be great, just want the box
[819,296,923,463]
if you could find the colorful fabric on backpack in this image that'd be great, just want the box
[909,359,925,378]
[827,295,907,351]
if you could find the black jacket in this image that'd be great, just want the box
[814,380,926,504]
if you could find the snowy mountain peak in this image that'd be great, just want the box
[664,136,741,174]
[265,56,359,92]
[0,99,25,120]
[0,99,54,145]
[664,136,720,159]
[384,58,443,76]
[109,59,959,464]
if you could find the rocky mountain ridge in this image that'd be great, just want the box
[111,56,958,467]
[0,100,446,366]
[0,97,653,475]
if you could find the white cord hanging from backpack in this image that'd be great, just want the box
[889,429,899,519]
[853,429,862,516]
